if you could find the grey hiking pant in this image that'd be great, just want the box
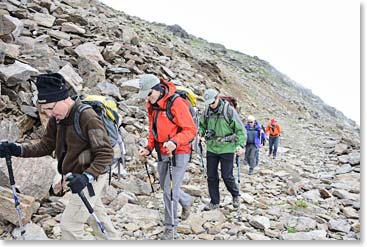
[245,144,257,170]
[158,153,192,229]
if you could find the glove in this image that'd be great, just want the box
[66,173,89,194]
[0,142,21,158]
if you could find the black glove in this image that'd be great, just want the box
[0,142,21,158]
[66,173,89,194]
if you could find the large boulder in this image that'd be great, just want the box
[0,156,57,201]
[0,186,35,226]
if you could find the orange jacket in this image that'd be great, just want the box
[265,123,281,137]
[146,80,197,155]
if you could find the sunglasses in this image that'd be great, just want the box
[147,90,153,97]
[40,102,58,112]
[209,98,217,106]
[248,121,254,124]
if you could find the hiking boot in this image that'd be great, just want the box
[233,196,240,208]
[203,202,219,211]
[272,156,276,159]
[249,169,254,175]
[181,204,191,221]
[161,228,176,240]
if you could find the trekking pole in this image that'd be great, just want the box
[198,140,207,178]
[66,174,110,240]
[143,159,163,224]
[167,135,175,240]
[4,149,25,236]
[78,191,110,240]
[236,154,240,184]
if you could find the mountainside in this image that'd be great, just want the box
[0,0,360,240]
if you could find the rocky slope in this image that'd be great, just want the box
[0,0,360,240]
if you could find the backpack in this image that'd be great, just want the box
[203,99,234,125]
[219,96,238,110]
[74,95,126,184]
[175,86,197,107]
[151,86,200,157]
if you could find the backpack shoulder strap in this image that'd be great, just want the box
[166,93,180,124]
[74,104,92,142]
[223,101,233,124]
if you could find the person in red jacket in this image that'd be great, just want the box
[137,74,197,240]
[265,119,281,159]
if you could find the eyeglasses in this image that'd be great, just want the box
[40,102,58,112]
[248,121,254,124]
[147,90,153,97]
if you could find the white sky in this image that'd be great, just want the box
[100,0,361,125]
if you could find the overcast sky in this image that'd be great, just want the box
[100,0,360,125]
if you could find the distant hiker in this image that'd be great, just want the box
[244,115,262,175]
[137,74,196,240]
[0,73,120,240]
[199,89,245,211]
[255,124,266,167]
[265,118,281,159]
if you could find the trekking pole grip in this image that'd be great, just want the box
[78,191,94,214]
[5,155,16,186]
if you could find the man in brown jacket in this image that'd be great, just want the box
[0,73,120,240]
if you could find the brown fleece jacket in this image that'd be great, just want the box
[21,99,113,179]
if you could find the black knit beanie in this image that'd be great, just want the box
[36,73,69,104]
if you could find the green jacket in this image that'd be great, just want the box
[199,100,245,154]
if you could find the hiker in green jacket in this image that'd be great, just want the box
[199,89,245,211]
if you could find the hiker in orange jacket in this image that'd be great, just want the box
[265,119,281,159]
[137,74,197,240]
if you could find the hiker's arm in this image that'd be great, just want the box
[232,110,245,148]
[146,104,155,153]
[21,117,57,157]
[81,112,113,179]
[170,99,197,147]
[198,114,206,136]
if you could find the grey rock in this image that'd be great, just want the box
[12,222,49,240]
[0,156,56,201]
[0,40,20,58]
[58,64,84,93]
[334,143,348,154]
[281,230,327,240]
[75,42,104,62]
[61,22,86,34]
[336,163,352,174]
[249,215,270,230]
[0,186,35,226]
[328,219,351,233]
[96,81,122,99]
[78,56,105,88]
[33,13,55,28]
[0,61,39,87]
[48,30,71,41]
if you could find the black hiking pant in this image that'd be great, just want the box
[206,151,240,205]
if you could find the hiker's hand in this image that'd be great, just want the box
[235,147,243,156]
[66,173,89,194]
[139,148,150,158]
[163,140,176,153]
[0,142,21,158]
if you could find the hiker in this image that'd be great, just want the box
[265,118,281,159]
[137,74,196,240]
[0,73,120,240]
[244,115,262,175]
[255,124,266,166]
[199,89,245,211]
